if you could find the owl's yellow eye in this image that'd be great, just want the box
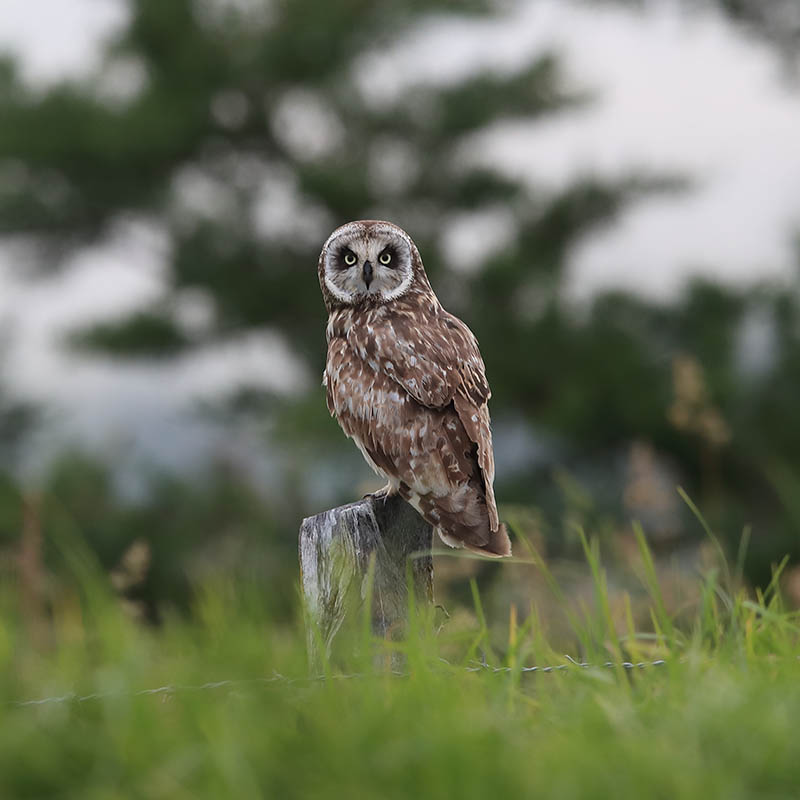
[343,252,357,266]
[379,251,392,266]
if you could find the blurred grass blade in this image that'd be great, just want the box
[632,521,674,643]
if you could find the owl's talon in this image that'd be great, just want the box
[362,484,395,504]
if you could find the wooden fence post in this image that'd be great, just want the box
[299,495,433,666]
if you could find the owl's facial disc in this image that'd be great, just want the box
[323,224,414,304]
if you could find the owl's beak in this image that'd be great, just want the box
[362,260,373,288]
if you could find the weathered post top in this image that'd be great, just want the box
[299,495,433,665]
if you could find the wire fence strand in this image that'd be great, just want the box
[10,658,668,708]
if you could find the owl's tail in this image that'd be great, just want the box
[405,483,513,558]
[463,522,512,559]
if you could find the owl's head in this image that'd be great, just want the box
[318,220,429,308]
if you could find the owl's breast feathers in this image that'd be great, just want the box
[324,300,511,557]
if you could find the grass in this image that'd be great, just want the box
[1,522,800,799]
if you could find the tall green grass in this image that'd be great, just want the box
[1,518,799,799]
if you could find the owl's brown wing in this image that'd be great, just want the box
[347,307,500,532]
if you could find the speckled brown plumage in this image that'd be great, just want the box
[318,220,511,558]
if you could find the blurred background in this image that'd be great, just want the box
[1,0,800,633]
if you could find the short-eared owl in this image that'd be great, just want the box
[319,220,511,558]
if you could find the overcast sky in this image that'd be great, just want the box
[359,0,800,299]
[1,0,799,470]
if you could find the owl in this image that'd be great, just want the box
[318,220,511,558]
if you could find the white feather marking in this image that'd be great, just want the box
[324,273,353,304]
[382,270,414,301]
[438,528,464,549]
